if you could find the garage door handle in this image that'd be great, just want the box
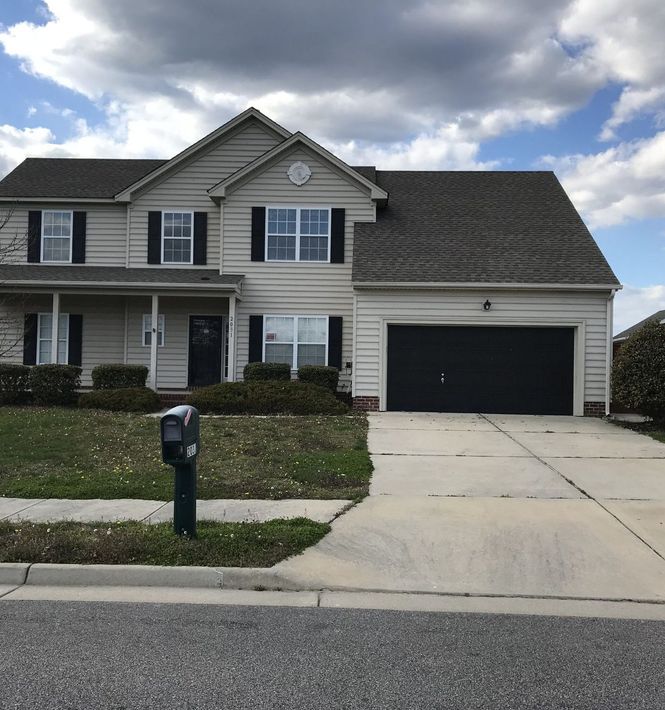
[440,372,445,384]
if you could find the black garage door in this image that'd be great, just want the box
[387,325,574,414]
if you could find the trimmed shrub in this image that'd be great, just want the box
[79,387,161,413]
[29,364,81,406]
[92,364,148,390]
[612,319,665,423]
[298,365,339,393]
[243,362,291,382]
[186,382,248,415]
[0,364,31,405]
[188,380,348,415]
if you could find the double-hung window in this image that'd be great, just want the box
[162,211,193,264]
[266,208,330,262]
[37,313,69,364]
[264,315,327,369]
[42,210,72,263]
[142,314,165,347]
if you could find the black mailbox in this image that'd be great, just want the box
[161,405,199,465]
[160,405,200,537]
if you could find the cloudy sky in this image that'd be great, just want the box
[1,0,664,332]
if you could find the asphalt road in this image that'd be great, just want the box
[1,601,664,709]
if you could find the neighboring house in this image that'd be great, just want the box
[613,309,665,357]
[0,108,621,415]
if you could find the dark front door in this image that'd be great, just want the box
[387,325,575,414]
[188,315,223,387]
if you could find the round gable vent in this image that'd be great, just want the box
[287,161,312,186]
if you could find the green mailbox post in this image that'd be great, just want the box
[160,405,200,537]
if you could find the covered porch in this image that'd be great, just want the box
[0,265,243,391]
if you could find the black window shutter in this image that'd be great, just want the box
[248,315,264,363]
[72,211,87,263]
[330,208,345,264]
[23,313,37,365]
[328,316,343,369]
[148,211,162,264]
[27,211,41,263]
[193,212,207,265]
[251,207,266,262]
[68,314,83,366]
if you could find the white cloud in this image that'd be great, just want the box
[614,284,665,333]
[560,0,665,139]
[0,0,606,175]
[542,131,665,228]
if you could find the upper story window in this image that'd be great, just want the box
[266,207,330,262]
[42,210,72,263]
[162,211,193,264]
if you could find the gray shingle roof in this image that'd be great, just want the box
[614,310,665,340]
[0,158,166,199]
[0,265,242,288]
[353,171,620,286]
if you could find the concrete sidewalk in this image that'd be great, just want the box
[275,413,665,601]
[0,497,349,524]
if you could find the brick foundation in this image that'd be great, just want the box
[584,401,606,417]
[353,396,380,411]
[159,392,190,408]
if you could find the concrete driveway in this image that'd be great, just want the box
[277,413,665,602]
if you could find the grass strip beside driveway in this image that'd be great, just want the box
[611,419,665,444]
[0,518,329,567]
[0,408,371,500]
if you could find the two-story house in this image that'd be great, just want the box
[0,108,620,415]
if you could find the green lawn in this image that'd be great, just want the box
[0,518,329,567]
[612,419,665,444]
[0,408,371,500]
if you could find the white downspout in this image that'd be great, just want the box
[605,289,616,416]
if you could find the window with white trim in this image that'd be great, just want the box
[162,212,193,264]
[142,314,165,347]
[264,315,327,368]
[42,210,72,263]
[37,313,69,364]
[266,208,330,262]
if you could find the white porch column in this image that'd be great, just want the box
[149,294,159,390]
[51,292,60,364]
[227,294,236,382]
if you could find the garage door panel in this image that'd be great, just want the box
[387,325,574,414]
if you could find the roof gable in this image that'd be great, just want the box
[207,132,388,202]
[114,108,291,201]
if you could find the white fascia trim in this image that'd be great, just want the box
[353,281,623,291]
[208,132,389,202]
[114,108,291,202]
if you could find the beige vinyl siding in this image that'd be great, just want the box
[0,204,127,265]
[222,146,376,389]
[0,295,125,387]
[0,295,51,362]
[128,120,282,268]
[354,288,612,408]
[125,296,229,389]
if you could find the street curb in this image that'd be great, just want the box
[0,563,30,585]
[26,564,227,588]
